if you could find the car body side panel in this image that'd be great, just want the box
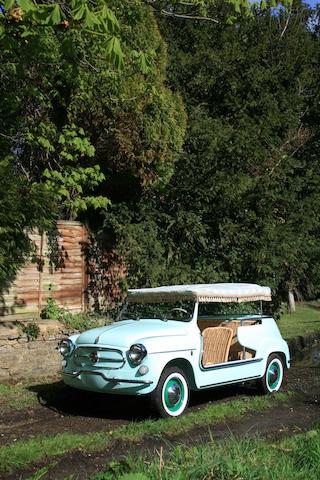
[192,319,290,389]
[61,315,290,396]
[237,319,290,368]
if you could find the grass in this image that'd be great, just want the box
[278,301,320,339]
[0,432,108,475]
[0,392,291,475]
[90,426,320,480]
[111,392,290,441]
[0,383,36,415]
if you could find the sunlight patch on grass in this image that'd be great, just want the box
[0,383,36,415]
[278,302,320,339]
[0,432,108,475]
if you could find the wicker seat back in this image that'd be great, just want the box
[202,327,233,367]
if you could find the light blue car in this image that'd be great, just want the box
[59,283,290,417]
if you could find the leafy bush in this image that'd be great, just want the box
[40,297,109,331]
[40,297,64,321]
[60,311,109,332]
[17,321,40,341]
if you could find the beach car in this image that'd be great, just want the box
[59,283,290,417]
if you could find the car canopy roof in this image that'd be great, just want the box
[127,283,271,303]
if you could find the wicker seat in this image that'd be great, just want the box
[221,320,256,360]
[202,327,233,367]
[221,321,238,344]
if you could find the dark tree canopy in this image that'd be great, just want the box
[1,0,320,310]
[104,4,320,307]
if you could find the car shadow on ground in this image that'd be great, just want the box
[27,379,259,421]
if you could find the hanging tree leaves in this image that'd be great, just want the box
[0,0,124,67]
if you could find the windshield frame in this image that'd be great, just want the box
[116,299,197,323]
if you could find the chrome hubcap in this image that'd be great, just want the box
[167,383,181,406]
[269,366,279,385]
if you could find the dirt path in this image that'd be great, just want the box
[1,365,320,479]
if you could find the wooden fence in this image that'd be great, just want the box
[0,221,88,322]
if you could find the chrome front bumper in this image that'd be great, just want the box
[61,370,153,385]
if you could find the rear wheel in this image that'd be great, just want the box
[258,354,284,394]
[151,367,189,418]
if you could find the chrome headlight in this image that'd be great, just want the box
[128,344,147,365]
[59,339,74,357]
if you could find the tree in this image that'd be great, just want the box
[0,157,55,292]
[0,0,187,292]
[104,4,320,309]
[0,0,303,301]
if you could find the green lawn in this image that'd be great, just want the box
[0,383,36,415]
[278,301,320,339]
[90,426,320,480]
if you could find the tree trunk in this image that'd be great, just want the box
[288,289,296,314]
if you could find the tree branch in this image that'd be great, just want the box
[160,8,219,23]
[0,132,15,140]
[280,6,292,39]
[146,0,220,23]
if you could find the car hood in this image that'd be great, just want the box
[75,319,188,348]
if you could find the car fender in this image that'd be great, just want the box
[237,326,290,369]
[257,340,290,369]
[139,334,200,391]
[68,333,80,344]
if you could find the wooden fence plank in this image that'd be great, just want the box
[0,221,89,322]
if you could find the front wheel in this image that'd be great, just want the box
[150,367,189,418]
[258,354,284,394]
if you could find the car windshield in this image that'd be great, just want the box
[117,300,195,322]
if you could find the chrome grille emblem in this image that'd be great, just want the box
[89,351,98,363]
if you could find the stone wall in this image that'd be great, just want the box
[287,332,320,361]
[0,320,72,381]
[0,319,319,382]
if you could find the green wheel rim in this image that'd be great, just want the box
[267,361,281,390]
[164,378,185,413]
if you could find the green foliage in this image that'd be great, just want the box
[40,297,63,321]
[0,0,310,305]
[42,124,109,219]
[18,321,41,341]
[143,0,292,27]
[159,7,320,303]
[65,1,187,191]
[0,156,55,292]
[40,296,108,331]
[60,311,108,332]
[0,0,123,68]
[105,6,320,309]
[0,0,186,294]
